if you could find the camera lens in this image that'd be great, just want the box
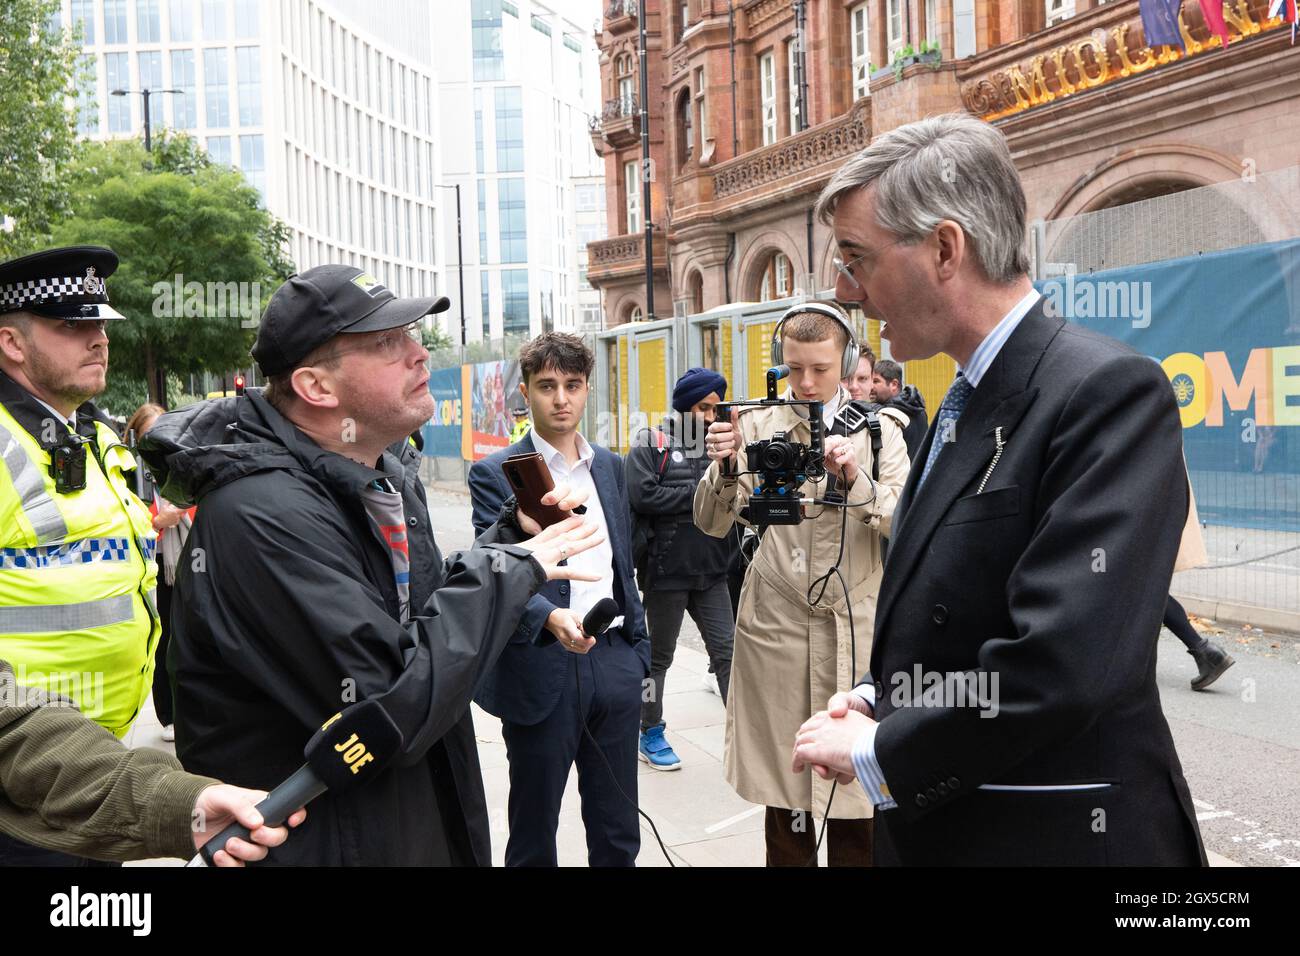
[761,442,789,471]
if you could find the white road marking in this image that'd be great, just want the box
[704,804,764,834]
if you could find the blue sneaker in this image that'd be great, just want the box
[638,723,682,771]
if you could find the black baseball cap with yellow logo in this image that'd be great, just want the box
[252,264,449,375]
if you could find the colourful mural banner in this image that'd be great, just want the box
[420,366,463,458]
[465,358,523,461]
[1036,238,1300,530]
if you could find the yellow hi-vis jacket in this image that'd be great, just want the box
[0,392,159,738]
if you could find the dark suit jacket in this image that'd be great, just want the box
[868,299,1208,866]
[468,432,650,726]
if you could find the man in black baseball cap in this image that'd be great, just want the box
[251,264,449,376]
[137,264,606,865]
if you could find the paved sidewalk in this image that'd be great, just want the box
[473,643,769,867]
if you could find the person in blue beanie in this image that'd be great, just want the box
[626,368,739,770]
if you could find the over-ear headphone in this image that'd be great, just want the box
[770,301,861,380]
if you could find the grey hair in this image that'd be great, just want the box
[814,113,1030,283]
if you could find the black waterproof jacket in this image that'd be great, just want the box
[139,391,544,865]
[626,413,738,591]
[883,384,929,462]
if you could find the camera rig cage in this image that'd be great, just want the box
[714,364,829,526]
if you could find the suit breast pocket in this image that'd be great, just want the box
[943,485,1019,526]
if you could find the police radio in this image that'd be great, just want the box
[49,433,90,493]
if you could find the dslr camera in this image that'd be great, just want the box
[716,365,826,526]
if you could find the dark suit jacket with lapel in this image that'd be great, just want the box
[467,432,650,726]
[869,299,1207,866]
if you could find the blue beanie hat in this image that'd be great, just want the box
[672,367,727,413]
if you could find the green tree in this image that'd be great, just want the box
[421,322,453,352]
[50,133,295,408]
[0,0,86,257]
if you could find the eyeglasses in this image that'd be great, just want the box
[832,237,908,290]
[325,323,424,364]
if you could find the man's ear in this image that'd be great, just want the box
[517,380,529,405]
[934,219,965,281]
[290,365,342,410]
[0,325,27,366]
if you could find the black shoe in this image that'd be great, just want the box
[1189,640,1235,691]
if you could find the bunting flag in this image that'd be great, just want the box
[1200,0,1232,48]
[1140,0,1185,49]
[1268,0,1299,43]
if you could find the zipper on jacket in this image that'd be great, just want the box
[976,426,1005,495]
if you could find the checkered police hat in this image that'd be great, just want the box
[0,246,125,320]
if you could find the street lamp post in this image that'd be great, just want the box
[437,183,467,351]
[110,88,182,153]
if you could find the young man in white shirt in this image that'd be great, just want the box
[469,333,651,867]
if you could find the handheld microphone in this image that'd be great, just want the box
[582,597,621,638]
[193,699,403,866]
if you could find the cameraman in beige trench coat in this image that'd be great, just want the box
[694,303,910,866]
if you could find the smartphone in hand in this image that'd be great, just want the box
[503,452,570,529]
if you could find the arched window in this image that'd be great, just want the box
[615,53,636,113]
[758,251,792,302]
[629,305,644,323]
[688,270,704,314]
[676,89,693,169]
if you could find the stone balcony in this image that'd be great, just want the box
[586,229,669,287]
[957,0,1287,122]
[605,0,638,34]
[590,95,641,155]
[695,99,872,222]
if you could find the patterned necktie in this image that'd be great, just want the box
[917,372,974,489]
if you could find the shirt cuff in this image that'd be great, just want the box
[852,682,875,713]
[850,718,897,811]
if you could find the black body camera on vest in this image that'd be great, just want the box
[49,433,90,493]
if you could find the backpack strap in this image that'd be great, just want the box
[654,426,671,476]
[833,399,884,483]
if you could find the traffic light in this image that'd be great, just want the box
[234,374,246,396]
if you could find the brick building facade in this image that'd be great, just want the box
[587,0,1299,349]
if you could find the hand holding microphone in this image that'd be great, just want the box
[192,699,403,866]
[546,596,622,655]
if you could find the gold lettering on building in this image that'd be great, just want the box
[1222,0,1261,36]
[1071,37,1110,87]
[1050,46,1078,95]
[1177,11,1204,54]
[966,2,1286,120]
[1111,23,1145,75]
[1007,55,1051,108]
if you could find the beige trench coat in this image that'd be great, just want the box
[693,387,910,818]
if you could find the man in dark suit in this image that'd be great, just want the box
[790,113,1206,866]
[469,332,650,867]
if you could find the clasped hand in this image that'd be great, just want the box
[791,691,876,785]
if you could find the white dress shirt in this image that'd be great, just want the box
[529,428,620,629]
[32,396,76,431]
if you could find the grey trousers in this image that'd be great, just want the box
[641,579,734,731]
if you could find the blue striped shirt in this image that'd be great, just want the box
[958,288,1041,388]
